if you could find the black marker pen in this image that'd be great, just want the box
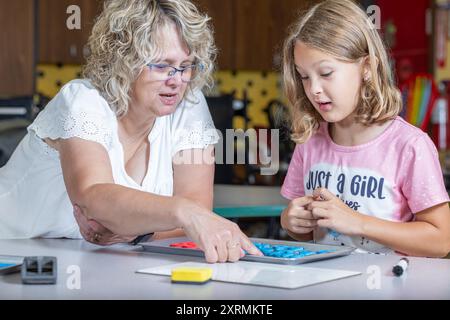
[392,257,409,276]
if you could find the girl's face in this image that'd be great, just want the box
[131,22,193,118]
[293,41,365,124]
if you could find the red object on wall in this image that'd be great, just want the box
[376,0,432,86]
[435,9,448,68]
[436,81,450,150]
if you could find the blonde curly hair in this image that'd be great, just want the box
[282,0,402,144]
[83,0,216,117]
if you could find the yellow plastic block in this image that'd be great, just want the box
[171,267,212,284]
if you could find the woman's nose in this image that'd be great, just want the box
[165,72,183,86]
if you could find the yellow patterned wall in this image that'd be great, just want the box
[36,64,82,98]
[214,71,284,129]
[36,64,286,129]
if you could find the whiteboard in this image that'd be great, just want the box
[137,261,361,289]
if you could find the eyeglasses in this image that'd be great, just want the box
[146,63,204,83]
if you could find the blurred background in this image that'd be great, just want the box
[1,0,450,239]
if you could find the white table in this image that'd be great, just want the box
[1,239,449,300]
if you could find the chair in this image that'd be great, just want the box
[0,96,34,167]
[0,96,34,121]
[206,94,235,184]
[0,118,30,167]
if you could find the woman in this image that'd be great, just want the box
[0,0,261,263]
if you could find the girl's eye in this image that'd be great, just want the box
[300,75,309,80]
[321,71,333,77]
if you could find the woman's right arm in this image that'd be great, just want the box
[57,137,182,236]
[55,137,262,262]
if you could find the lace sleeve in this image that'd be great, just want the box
[171,90,220,156]
[173,120,219,153]
[28,80,115,153]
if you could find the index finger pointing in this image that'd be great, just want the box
[239,236,263,256]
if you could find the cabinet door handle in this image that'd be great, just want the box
[82,45,90,58]
[69,45,78,57]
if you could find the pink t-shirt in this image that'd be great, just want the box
[281,116,449,254]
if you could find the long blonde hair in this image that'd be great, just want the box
[282,0,402,144]
[83,0,216,117]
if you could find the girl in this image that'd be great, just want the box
[280,0,450,257]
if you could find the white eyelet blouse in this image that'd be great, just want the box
[0,79,219,239]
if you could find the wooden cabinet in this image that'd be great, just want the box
[37,0,316,68]
[38,0,103,64]
[234,0,273,70]
[268,0,317,69]
[235,0,320,70]
[0,0,35,96]
[194,0,317,70]
[194,0,235,70]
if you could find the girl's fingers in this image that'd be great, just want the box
[310,200,329,209]
[317,218,332,229]
[288,207,317,220]
[312,207,330,219]
[292,196,314,207]
[291,226,315,234]
[294,218,318,228]
[313,188,336,201]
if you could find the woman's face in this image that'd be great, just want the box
[293,41,365,124]
[131,22,194,118]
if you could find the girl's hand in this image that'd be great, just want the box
[73,205,137,245]
[281,196,318,235]
[310,188,365,236]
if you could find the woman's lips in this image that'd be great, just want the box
[159,94,178,106]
